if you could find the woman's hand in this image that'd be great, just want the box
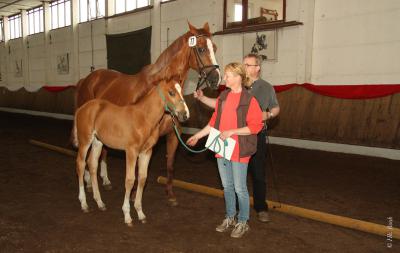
[219,130,234,141]
[193,89,204,100]
[186,135,199,146]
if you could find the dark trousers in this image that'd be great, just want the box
[248,129,268,212]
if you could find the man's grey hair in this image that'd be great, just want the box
[243,53,262,66]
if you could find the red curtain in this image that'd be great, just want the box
[43,83,400,99]
[274,83,400,99]
[43,85,75,92]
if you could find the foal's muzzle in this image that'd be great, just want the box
[176,111,189,122]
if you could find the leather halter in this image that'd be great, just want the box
[189,34,220,91]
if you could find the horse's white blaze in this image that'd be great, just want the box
[175,83,190,118]
[206,39,217,65]
[206,39,222,84]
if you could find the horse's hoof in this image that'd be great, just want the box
[82,208,90,213]
[168,198,178,207]
[99,205,107,211]
[86,187,93,193]
[104,184,112,191]
[140,219,147,224]
[125,222,133,227]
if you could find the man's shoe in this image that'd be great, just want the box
[257,211,270,222]
[216,217,236,232]
[230,222,249,238]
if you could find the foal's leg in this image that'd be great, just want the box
[87,138,106,211]
[158,116,179,205]
[84,148,111,192]
[99,148,112,190]
[84,169,92,192]
[134,149,152,223]
[122,149,138,226]
[76,143,91,213]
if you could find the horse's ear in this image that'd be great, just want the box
[203,22,210,33]
[188,21,198,35]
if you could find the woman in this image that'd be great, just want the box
[187,62,263,238]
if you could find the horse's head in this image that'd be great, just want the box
[158,79,190,122]
[186,22,222,90]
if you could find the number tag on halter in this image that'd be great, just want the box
[188,36,197,47]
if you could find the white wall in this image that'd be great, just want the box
[0,0,399,92]
[78,19,107,79]
[311,0,400,85]
[6,38,24,90]
[27,33,46,88]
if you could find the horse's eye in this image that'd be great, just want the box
[198,47,206,53]
[168,90,176,96]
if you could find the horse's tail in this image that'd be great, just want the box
[74,78,85,111]
[68,78,85,148]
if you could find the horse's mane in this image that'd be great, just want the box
[141,27,212,82]
[141,32,190,80]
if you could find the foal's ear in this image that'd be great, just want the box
[188,21,198,35]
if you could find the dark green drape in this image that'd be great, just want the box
[106,26,152,75]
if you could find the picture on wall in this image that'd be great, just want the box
[57,53,69,74]
[15,59,22,77]
[243,31,277,61]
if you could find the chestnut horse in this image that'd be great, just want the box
[75,22,221,205]
[73,79,189,225]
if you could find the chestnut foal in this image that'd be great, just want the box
[72,79,189,226]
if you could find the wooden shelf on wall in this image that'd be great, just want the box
[214,20,303,35]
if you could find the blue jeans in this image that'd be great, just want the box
[217,158,250,223]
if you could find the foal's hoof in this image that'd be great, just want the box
[82,208,90,213]
[125,222,133,227]
[99,205,107,211]
[140,218,147,224]
[104,184,112,191]
[168,198,178,207]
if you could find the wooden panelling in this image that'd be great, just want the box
[1,86,399,149]
[0,87,75,114]
[272,86,400,149]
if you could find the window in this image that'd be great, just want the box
[80,0,105,22]
[28,6,44,35]
[9,14,22,39]
[50,0,71,29]
[0,19,3,42]
[115,0,150,14]
[224,0,285,29]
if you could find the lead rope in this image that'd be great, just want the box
[157,86,227,157]
[171,116,227,158]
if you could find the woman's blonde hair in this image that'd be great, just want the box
[224,62,251,87]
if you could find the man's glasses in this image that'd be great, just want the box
[244,64,258,67]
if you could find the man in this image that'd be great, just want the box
[194,54,280,222]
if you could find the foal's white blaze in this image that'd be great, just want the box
[175,83,190,118]
[206,38,222,84]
